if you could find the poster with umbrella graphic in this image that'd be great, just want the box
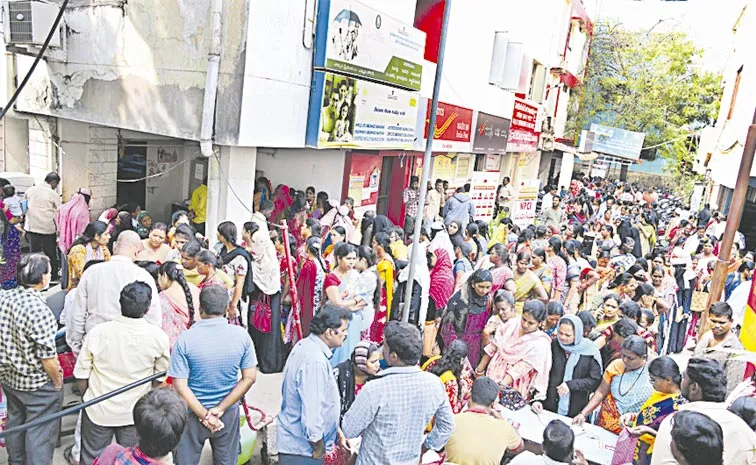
[315,0,426,91]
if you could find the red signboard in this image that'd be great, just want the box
[424,101,473,143]
[507,99,540,153]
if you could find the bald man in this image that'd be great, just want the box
[67,230,162,355]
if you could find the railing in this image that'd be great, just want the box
[0,371,166,439]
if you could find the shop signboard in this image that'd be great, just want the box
[507,99,540,153]
[589,124,645,161]
[419,100,474,152]
[306,71,419,149]
[473,112,512,154]
[314,0,425,91]
[469,171,498,222]
[512,179,540,227]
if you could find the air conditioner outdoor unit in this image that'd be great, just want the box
[4,1,62,48]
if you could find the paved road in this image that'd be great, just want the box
[0,372,284,465]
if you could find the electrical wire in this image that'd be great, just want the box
[0,0,70,122]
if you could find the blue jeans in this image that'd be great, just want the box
[278,453,325,465]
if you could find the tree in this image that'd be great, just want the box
[567,22,722,191]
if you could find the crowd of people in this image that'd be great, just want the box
[1,171,756,465]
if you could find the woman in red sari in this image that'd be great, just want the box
[270,184,293,224]
[422,339,473,413]
[295,236,327,339]
[425,247,455,356]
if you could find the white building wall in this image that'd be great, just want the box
[255,149,347,200]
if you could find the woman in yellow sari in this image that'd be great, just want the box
[531,248,553,296]
[613,356,686,465]
[512,250,549,312]
[371,231,394,341]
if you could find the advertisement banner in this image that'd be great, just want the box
[507,99,540,153]
[469,171,498,222]
[306,71,419,149]
[316,0,425,91]
[348,154,382,207]
[473,112,512,154]
[512,179,541,227]
[589,124,645,160]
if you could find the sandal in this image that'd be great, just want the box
[64,444,79,465]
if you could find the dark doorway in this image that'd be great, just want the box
[376,156,393,216]
[117,142,147,209]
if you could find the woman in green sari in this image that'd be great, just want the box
[512,250,549,313]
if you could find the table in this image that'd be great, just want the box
[498,406,618,465]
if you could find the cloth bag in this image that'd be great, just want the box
[610,428,638,465]
[690,283,709,313]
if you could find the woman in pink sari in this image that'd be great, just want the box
[476,300,552,403]
[158,261,200,348]
[425,248,454,356]
[271,184,293,224]
[56,188,92,253]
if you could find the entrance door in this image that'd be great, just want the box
[117,143,147,209]
[376,157,394,216]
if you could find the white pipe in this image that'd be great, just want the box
[200,0,223,158]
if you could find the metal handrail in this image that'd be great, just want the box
[0,371,167,439]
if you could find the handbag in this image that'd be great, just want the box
[251,296,273,333]
[498,386,526,411]
[690,283,709,313]
[610,427,638,465]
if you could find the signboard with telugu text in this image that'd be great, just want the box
[507,99,540,153]
[589,124,645,161]
[315,0,426,91]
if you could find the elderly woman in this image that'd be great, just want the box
[438,269,493,367]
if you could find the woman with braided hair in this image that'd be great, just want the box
[158,261,200,348]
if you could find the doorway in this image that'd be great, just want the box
[376,157,394,216]
[117,142,147,209]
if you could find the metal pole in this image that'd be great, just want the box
[701,107,756,334]
[403,0,453,323]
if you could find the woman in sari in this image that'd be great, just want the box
[56,187,92,254]
[270,184,293,224]
[312,191,330,221]
[573,335,654,434]
[425,248,455,356]
[651,266,676,354]
[438,269,493,367]
[512,251,549,312]
[326,341,381,465]
[67,221,111,289]
[637,213,656,258]
[109,211,134,250]
[296,236,327,338]
[592,292,622,335]
[423,340,473,413]
[476,300,552,403]
[531,248,553,296]
[533,315,602,418]
[158,261,200,348]
[323,225,347,269]
[324,243,368,366]
[195,249,232,290]
[137,223,171,263]
[613,356,685,465]
[371,231,394,342]
[546,236,568,302]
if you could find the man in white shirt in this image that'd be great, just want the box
[25,172,61,281]
[74,281,170,465]
[425,178,445,228]
[651,357,756,465]
[68,230,162,355]
[541,186,556,214]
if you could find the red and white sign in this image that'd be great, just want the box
[469,171,498,222]
[424,101,474,152]
[507,99,541,153]
[512,179,541,227]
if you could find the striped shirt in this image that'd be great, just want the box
[168,317,257,408]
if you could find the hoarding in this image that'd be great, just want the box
[315,0,425,91]
[306,71,419,149]
[473,112,512,154]
[589,124,646,161]
[507,99,540,153]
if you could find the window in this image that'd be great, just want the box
[727,66,743,120]
[529,62,547,102]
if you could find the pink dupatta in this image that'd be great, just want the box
[56,193,91,252]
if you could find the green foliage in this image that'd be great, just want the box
[567,22,722,183]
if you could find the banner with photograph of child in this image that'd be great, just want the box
[306,71,419,149]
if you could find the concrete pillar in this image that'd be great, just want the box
[620,164,629,182]
[27,116,57,184]
[206,146,256,247]
[557,152,575,192]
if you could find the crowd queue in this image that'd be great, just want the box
[1,171,756,465]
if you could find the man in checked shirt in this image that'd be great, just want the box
[342,321,454,465]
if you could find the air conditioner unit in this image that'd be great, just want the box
[4,1,62,48]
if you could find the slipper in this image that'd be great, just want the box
[64,444,79,465]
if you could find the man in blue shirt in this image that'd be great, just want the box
[342,321,454,465]
[168,286,257,465]
[278,305,351,465]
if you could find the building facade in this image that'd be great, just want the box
[1,0,595,235]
